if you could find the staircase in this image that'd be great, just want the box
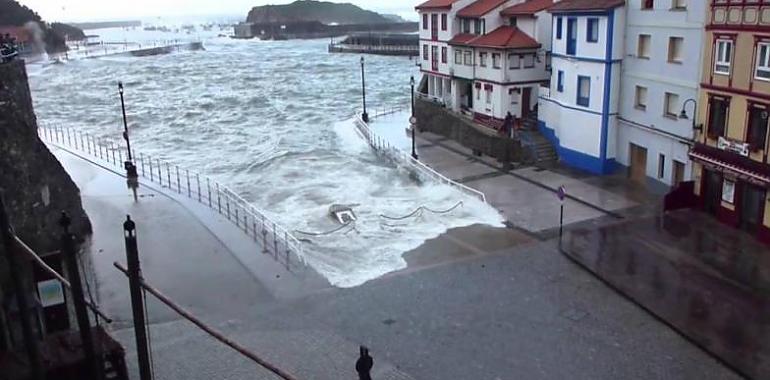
[519,110,559,166]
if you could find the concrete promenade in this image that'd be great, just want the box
[47,139,739,379]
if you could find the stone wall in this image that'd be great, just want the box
[0,60,91,253]
[414,98,522,166]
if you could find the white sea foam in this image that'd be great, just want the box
[29,34,504,287]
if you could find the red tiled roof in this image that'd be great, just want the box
[448,33,477,45]
[457,0,510,18]
[548,0,624,12]
[0,26,31,43]
[416,0,458,10]
[450,26,540,49]
[501,0,554,16]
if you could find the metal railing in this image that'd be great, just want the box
[367,104,410,120]
[354,113,487,203]
[38,124,307,272]
[416,91,446,106]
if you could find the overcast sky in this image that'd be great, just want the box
[17,0,419,23]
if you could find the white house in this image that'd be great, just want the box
[616,0,706,190]
[417,0,554,124]
[416,0,477,105]
[538,0,625,175]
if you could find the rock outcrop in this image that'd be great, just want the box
[0,60,91,253]
[247,0,393,25]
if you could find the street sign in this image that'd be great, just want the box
[557,185,566,202]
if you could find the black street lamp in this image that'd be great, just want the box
[360,56,369,123]
[118,82,138,180]
[410,76,418,160]
[679,98,704,142]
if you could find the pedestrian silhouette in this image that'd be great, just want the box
[355,345,373,380]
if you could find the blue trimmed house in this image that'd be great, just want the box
[537,0,625,175]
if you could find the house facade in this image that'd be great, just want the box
[691,0,770,243]
[537,0,626,175]
[417,0,553,123]
[616,0,707,191]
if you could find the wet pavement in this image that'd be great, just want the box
[48,141,745,379]
[563,209,770,379]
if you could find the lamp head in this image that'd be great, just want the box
[118,82,124,94]
[410,76,415,86]
[678,109,689,120]
[360,56,364,64]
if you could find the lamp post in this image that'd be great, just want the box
[119,82,138,182]
[360,56,369,123]
[679,98,704,143]
[410,76,418,160]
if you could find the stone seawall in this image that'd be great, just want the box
[415,98,521,167]
[0,60,91,252]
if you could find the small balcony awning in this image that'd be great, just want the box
[690,143,770,186]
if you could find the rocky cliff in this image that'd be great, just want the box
[0,60,91,253]
[247,0,393,25]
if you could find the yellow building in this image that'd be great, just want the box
[690,1,770,243]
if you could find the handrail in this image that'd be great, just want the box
[354,113,487,203]
[37,123,306,272]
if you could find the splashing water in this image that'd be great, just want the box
[27,33,504,287]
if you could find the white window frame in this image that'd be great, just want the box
[455,50,463,65]
[635,85,648,110]
[492,53,501,69]
[464,51,472,65]
[756,42,770,81]
[664,92,679,118]
[668,37,683,63]
[638,34,651,59]
[715,39,733,75]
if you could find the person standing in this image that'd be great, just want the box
[355,346,373,380]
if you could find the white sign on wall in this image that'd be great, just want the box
[37,279,65,308]
[722,179,736,204]
[718,137,750,157]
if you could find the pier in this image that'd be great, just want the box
[328,33,418,57]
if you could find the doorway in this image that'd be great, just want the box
[673,160,685,187]
[566,18,577,55]
[702,170,722,216]
[629,143,648,184]
[521,87,531,119]
[739,183,765,234]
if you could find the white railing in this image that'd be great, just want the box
[354,114,487,203]
[38,123,307,272]
[367,104,410,120]
[416,91,446,106]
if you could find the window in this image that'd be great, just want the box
[477,87,481,100]
[658,154,666,179]
[485,88,492,104]
[441,14,447,31]
[642,0,654,10]
[480,52,487,67]
[474,19,482,34]
[510,17,517,27]
[664,92,679,118]
[556,17,562,40]
[638,34,651,58]
[481,19,486,34]
[492,53,501,69]
[462,19,471,34]
[715,39,732,75]
[586,18,599,43]
[423,14,428,30]
[672,0,686,10]
[523,54,535,68]
[707,96,729,138]
[635,86,648,110]
[747,105,769,150]
[577,76,590,107]
[423,45,428,60]
[508,54,520,69]
[455,50,463,64]
[441,47,447,63]
[668,37,683,63]
[756,43,770,80]
[464,51,472,65]
[557,71,564,92]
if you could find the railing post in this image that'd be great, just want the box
[176,166,181,193]
[118,147,123,163]
[207,178,212,207]
[196,174,201,202]
[123,216,153,380]
[261,215,268,253]
[187,170,191,197]
[235,208,239,227]
[166,163,171,188]
[272,223,278,258]
[111,142,117,164]
[66,127,72,146]
[148,156,154,181]
[217,183,222,214]
[140,153,145,177]
[60,212,102,380]
[285,231,290,269]
[252,221,257,241]
[157,159,162,186]
[226,197,231,220]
